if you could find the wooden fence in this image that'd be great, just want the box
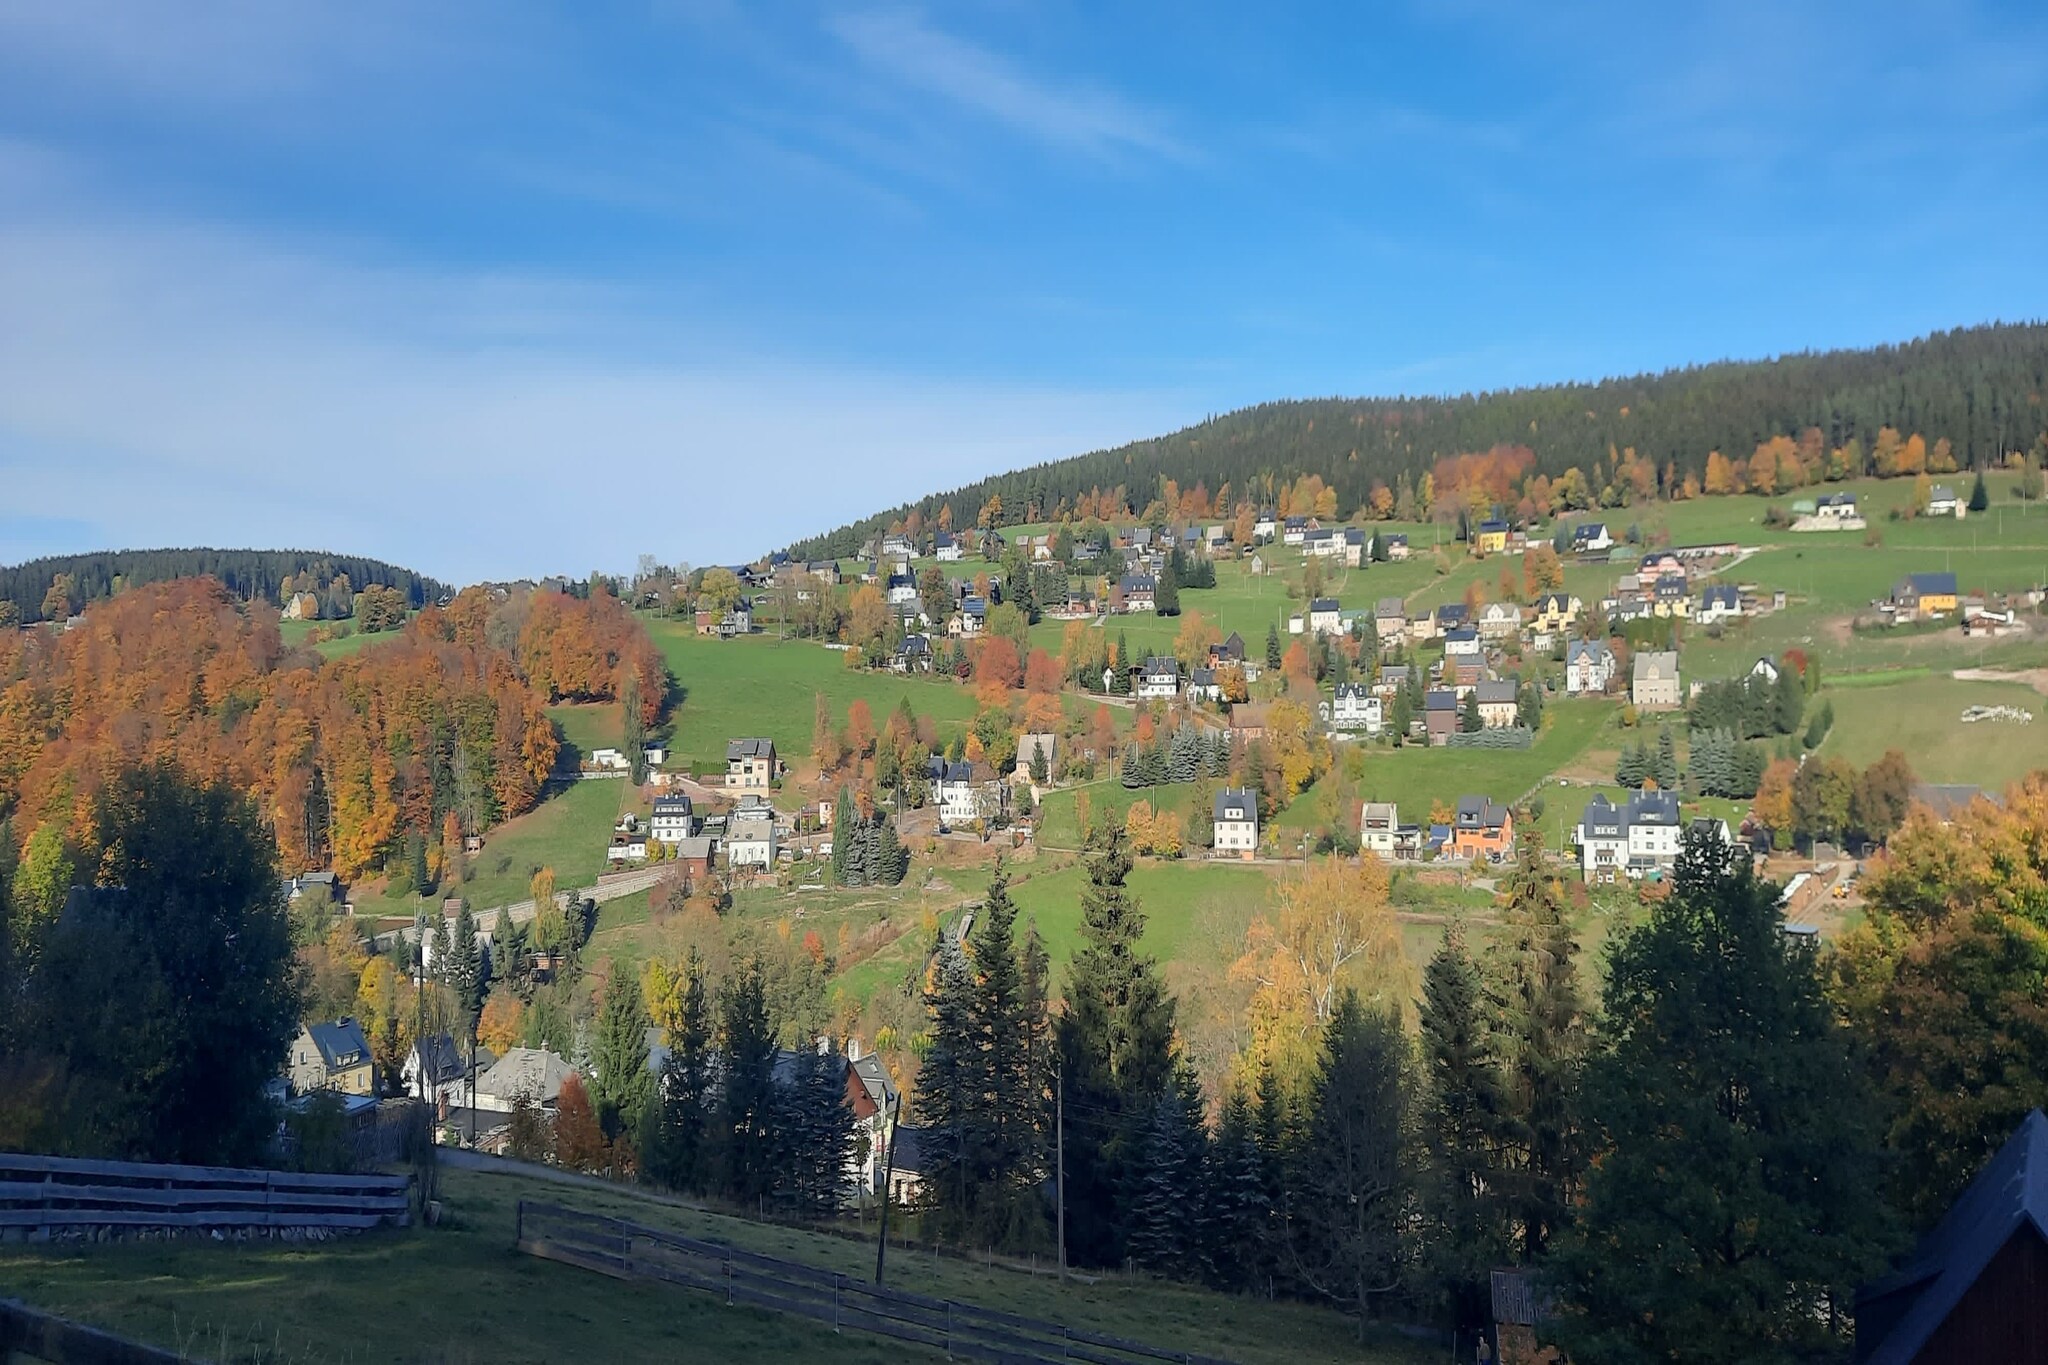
[0,1300,190,1364]
[0,1152,411,1237]
[516,1200,1237,1365]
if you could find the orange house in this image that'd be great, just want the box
[1449,796,1514,861]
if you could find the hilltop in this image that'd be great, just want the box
[786,322,2048,559]
[0,547,452,624]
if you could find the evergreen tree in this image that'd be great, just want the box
[918,935,979,1240]
[1029,742,1050,786]
[778,1045,855,1220]
[1265,622,1283,671]
[830,786,852,886]
[1968,467,1990,512]
[1154,561,1180,616]
[1203,1088,1270,1291]
[1287,991,1412,1339]
[1126,1064,1210,1281]
[409,830,432,899]
[1389,687,1412,746]
[1772,664,1806,736]
[1419,922,1508,1342]
[1054,827,1180,1266]
[872,816,909,886]
[623,672,648,785]
[967,867,1044,1242]
[1549,828,1899,1363]
[641,951,714,1193]
[1459,689,1482,733]
[592,965,652,1143]
[1487,841,1585,1260]
[1654,726,1679,789]
[715,960,781,1204]
[447,901,484,1020]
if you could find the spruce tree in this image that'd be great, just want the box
[1459,689,1482,733]
[592,964,653,1143]
[1054,827,1180,1266]
[1265,622,1283,671]
[1154,562,1180,616]
[1549,827,1899,1363]
[1654,726,1679,788]
[1772,664,1806,736]
[1288,991,1411,1337]
[778,1045,854,1220]
[968,866,1042,1241]
[830,787,853,886]
[642,951,714,1193]
[872,816,908,885]
[623,672,647,785]
[448,901,484,1020]
[1203,1088,1269,1291]
[1419,922,1507,1342]
[919,935,980,1240]
[409,831,432,899]
[715,960,780,1204]
[1126,1064,1210,1281]
[1968,467,1990,512]
[1486,840,1584,1261]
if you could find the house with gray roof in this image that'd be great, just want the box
[289,1018,375,1097]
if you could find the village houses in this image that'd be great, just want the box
[1213,787,1260,859]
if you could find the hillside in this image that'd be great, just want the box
[0,547,452,624]
[787,322,2048,558]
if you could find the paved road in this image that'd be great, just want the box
[370,866,668,950]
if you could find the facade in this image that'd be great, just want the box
[894,634,934,672]
[1570,522,1613,553]
[1374,597,1409,645]
[1360,801,1400,856]
[1308,597,1343,636]
[650,795,695,845]
[1894,572,1960,621]
[725,813,777,870]
[933,532,963,561]
[1443,626,1482,658]
[289,1019,376,1096]
[1530,592,1581,633]
[474,1047,574,1112]
[1424,689,1459,745]
[1449,797,1514,861]
[1184,666,1221,704]
[1136,656,1182,700]
[1213,787,1260,858]
[1478,602,1522,640]
[1383,533,1409,560]
[1696,584,1742,624]
[1925,484,1962,518]
[1114,575,1157,613]
[1329,683,1383,733]
[1632,651,1682,709]
[1573,789,1682,881]
[1474,519,1509,555]
[727,737,777,789]
[1475,679,1520,728]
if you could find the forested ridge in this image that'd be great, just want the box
[0,548,450,624]
[789,322,2048,557]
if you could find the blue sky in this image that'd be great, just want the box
[1,1,2043,582]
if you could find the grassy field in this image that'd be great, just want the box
[650,624,984,771]
[278,617,390,659]
[348,779,629,919]
[0,1164,1427,1365]
[1818,674,2048,788]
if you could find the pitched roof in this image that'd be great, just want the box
[1700,584,1739,609]
[1310,597,1340,612]
[1424,688,1459,711]
[1567,639,1611,665]
[1214,787,1257,821]
[727,737,774,761]
[1475,680,1519,705]
[477,1047,573,1105]
[306,1018,371,1071]
[1633,650,1678,680]
[1376,596,1407,615]
[1142,655,1180,676]
[1455,795,1509,830]
[1858,1110,2048,1365]
[1334,682,1372,700]
[1901,571,1959,596]
[1117,574,1155,592]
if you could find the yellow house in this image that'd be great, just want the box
[289,1019,376,1096]
[1474,519,1509,555]
[1895,571,1959,620]
[1530,593,1581,632]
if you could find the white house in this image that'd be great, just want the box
[1696,584,1742,625]
[1184,667,1222,704]
[1308,597,1343,636]
[1569,522,1613,553]
[727,738,777,789]
[725,813,777,870]
[1565,640,1615,695]
[1253,508,1278,542]
[931,759,1005,827]
[1443,626,1482,658]
[589,747,629,772]
[1136,656,1182,700]
[1360,802,1400,857]
[1303,528,1340,558]
[1342,528,1371,567]
[1329,683,1383,733]
[885,573,918,607]
[1749,655,1782,684]
[1926,484,1963,518]
[1815,492,1860,522]
[1282,516,1312,546]
[474,1047,574,1113]
[1477,602,1522,640]
[1632,651,1682,709]
[1574,789,1683,882]
[1213,787,1259,859]
[650,795,695,845]
[933,532,963,561]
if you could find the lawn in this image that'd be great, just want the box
[650,624,983,772]
[347,779,629,919]
[1340,699,1618,827]
[1818,674,2048,789]
[0,1165,1428,1365]
[549,702,622,763]
[279,617,392,659]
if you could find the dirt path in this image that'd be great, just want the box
[1952,666,2048,695]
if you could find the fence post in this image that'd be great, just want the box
[946,1301,954,1359]
[516,1200,524,1245]
[833,1274,841,1333]
[725,1248,735,1306]
[620,1217,632,1278]
[1062,1324,1071,1361]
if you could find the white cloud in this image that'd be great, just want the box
[827,9,1187,163]
[0,208,1187,582]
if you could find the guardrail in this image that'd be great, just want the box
[0,1300,190,1364]
[515,1200,1237,1365]
[0,1152,411,1236]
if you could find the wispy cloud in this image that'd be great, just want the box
[826,9,1188,164]
[0,191,1186,580]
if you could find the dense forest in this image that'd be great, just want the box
[0,548,451,625]
[0,578,663,879]
[788,323,2048,557]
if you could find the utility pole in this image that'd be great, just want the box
[874,1091,900,1286]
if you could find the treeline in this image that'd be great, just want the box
[0,578,666,880]
[789,323,2048,557]
[0,548,450,625]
